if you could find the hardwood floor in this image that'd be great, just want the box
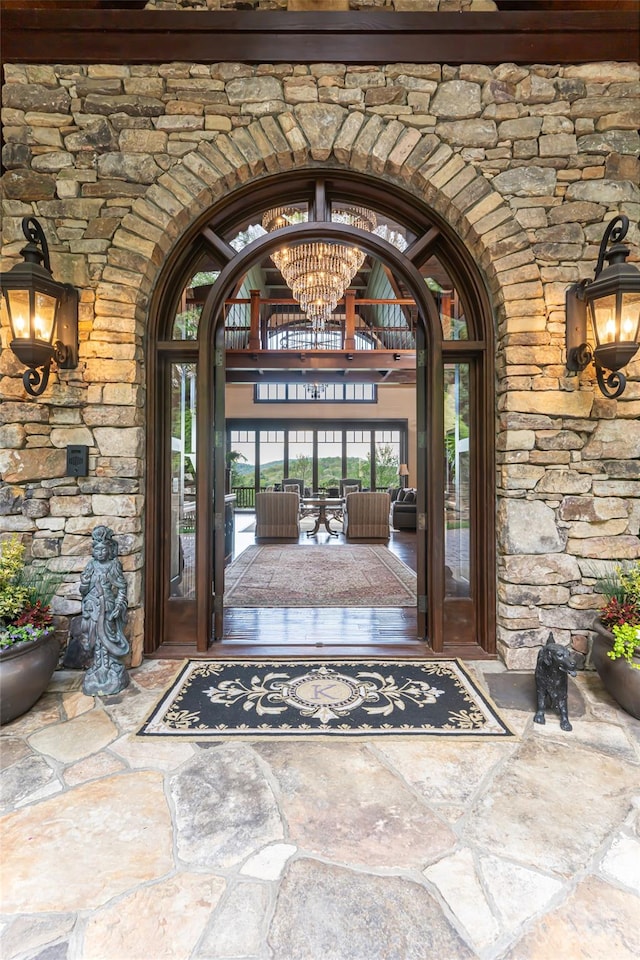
[219,514,422,658]
[151,513,493,660]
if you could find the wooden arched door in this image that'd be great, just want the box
[146,172,495,657]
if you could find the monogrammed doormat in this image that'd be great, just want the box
[137,659,515,739]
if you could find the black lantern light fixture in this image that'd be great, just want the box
[0,217,78,397]
[566,215,640,399]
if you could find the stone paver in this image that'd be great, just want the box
[170,745,284,868]
[240,841,297,880]
[196,880,268,959]
[477,853,563,933]
[0,754,56,809]
[62,751,127,787]
[0,771,173,913]
[82,872,226,960]
[0,661,638,960]
[506,876,640,960]
[256,741,457,868]
[0,914,75,960]
[425,846,501,951]
[269,858,475,960]
[0,737,31,770]
[598,834,640,895]
[463,736,639,877]
[28,708,118,764]
[373,739,514,811]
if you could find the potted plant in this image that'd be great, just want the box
[0,536,61,725]
[592,560,640,720]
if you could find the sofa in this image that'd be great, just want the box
[343,491,390,540]
[389,486,417,530]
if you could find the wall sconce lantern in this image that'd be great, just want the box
[0,217,78,397]
[566,215,640,399]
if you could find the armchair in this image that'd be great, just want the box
[343,492,390,540]
[282,478,310,498]
[255,492,300,539]
[339,477,362,496]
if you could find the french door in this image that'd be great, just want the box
[147,172,495,657]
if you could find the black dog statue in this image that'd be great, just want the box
[533,632,577,732]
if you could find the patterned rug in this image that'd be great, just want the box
[138,659,515,739]
[224,544,416,607]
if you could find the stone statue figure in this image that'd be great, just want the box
[81,525,130,696]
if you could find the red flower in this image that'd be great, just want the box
[600,598,640,630]
[14,600,53,631]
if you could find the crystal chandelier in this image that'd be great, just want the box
[262,206,377,330]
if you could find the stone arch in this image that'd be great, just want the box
[98,109,536,660]
[99,108,542,346]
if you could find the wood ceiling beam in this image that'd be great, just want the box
[1,10,637,64]
[226,349,416,370]
[226,369,417,384]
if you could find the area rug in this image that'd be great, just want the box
[224,544,416,607]
[137,659,515,739]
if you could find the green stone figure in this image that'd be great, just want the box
[81,526,130,696]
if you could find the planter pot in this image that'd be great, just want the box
[0,632,60,726]
[592,619,640,721]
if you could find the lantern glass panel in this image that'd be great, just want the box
[621,290,640,342]
[6,289,31,338]
[33,292,57,342]
[590,293,617,345]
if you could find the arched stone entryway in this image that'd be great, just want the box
[94,111,541,660]
[142,169,509,655]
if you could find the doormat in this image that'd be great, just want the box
[224,545,416,607]
[137,659,515,739]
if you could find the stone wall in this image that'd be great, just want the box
[1,58,639,667]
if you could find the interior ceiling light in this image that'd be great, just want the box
[262,205,377,330]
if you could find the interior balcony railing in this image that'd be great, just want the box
[230,485,392,509]
[224,291,417,353]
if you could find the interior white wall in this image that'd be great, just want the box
[225,383,417,486]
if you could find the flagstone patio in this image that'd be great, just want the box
[1,659,639,960]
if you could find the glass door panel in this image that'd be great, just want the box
[228,429,256,508]
[346,430,371,489]
[287,430,313,493]
[259,430,285,491]
[317,430,343,494]
[443,362,475,642]
[374,429,401,491]
[169,362,197,601]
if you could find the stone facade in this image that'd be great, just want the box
[1,57,639,668]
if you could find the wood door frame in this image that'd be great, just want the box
[146,172,496,656]
[196,221,441,651]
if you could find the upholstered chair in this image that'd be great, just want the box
[282,477,310,498]
[339,477,362,496]
[343,492,390,540]
[255,492,300,539]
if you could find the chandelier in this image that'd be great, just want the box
[305,382,327,400]
[262,205,377,329]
